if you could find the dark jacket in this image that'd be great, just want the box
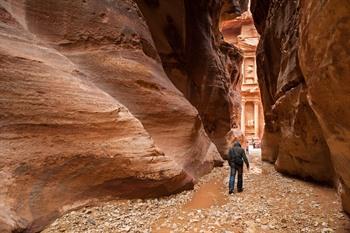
[228,142,249,168]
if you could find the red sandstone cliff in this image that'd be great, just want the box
[136,0,245,157]
[0,0,245,232]
[251,0,350,214]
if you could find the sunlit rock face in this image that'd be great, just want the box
[136,0,246,157]
[0,0,247,231]
[251,0,350,213]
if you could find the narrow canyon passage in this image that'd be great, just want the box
[43,152,350,233]
[0,0,349,232]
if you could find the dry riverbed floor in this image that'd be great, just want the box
[43,151,350,233]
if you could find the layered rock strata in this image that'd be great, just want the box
[251,0,350,213]
[0,0,245,231]
[136,0,246,157]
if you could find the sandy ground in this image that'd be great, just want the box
[43,150,350,233]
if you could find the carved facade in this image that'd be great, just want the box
[221,11,264,143]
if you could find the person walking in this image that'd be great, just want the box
[228,141,249,194]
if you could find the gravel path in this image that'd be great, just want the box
[43,153,350,233]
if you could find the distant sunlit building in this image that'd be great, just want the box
[221,11,264,144]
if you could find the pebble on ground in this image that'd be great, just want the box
[43,154,350,233]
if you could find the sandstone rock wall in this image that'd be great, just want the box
[298,0,350,215]
[251,0,350,213]
[0,0,243,231]
[136,0,245,157]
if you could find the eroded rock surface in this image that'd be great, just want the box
[136,0,246,157]
[0,0,246,231]
[298,0,350,215]
[251,0,350,213]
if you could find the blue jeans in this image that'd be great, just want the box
[229,165,243,192]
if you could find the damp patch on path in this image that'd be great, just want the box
[43,153,350,233]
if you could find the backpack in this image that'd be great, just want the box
[229,148,243,166]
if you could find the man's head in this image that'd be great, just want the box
[234,141,241,147]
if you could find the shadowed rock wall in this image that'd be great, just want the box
[136,0,246,157]
[251,0,350,214]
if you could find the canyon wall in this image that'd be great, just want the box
[251,0,350,213]
[0,0,244,232]
[136,0,245,156]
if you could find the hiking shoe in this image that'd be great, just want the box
[238,189,243,192]
[229,190,234,194]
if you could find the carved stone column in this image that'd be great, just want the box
[254,55,258,83]
[254,101,259,137]
[241,100,246,135]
